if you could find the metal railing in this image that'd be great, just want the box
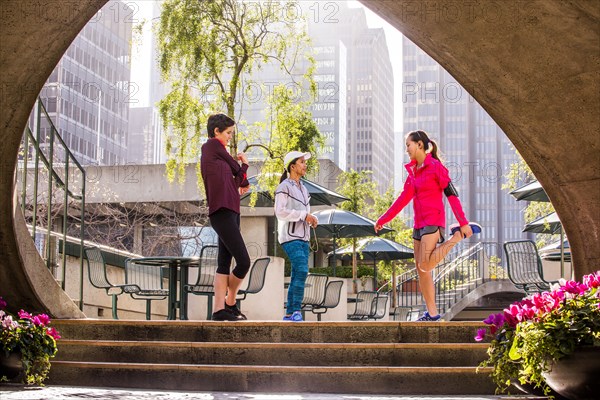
[380,242,497,316]
[16,97,86,310]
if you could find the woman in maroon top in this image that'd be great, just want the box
[200,113,250,321]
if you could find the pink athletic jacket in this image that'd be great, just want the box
[376,153,468,229]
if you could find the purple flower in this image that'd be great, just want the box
[0,297,6,310]
[475,328,486,342]
[483,314,495,325]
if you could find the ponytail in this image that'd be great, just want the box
[429,139,441,162]
[279,170,288,184]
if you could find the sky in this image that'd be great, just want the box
[130,1,405,130]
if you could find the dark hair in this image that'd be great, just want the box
[206,113,235,138]
[279,157,300,183]
[406,130,442,162]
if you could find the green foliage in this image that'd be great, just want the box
[311,265,375,279]
[369,184,413,247]
[157,0,314,182]
[253,84,324,204]
[336,169,376,214]
[1,298,60,385]
[488,255,508,280]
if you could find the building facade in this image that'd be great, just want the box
[38,1,133,166]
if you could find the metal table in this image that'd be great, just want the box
[128,256,200,320]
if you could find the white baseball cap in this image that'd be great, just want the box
[283,151,311,170]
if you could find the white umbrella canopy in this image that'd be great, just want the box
[510,180,550,202]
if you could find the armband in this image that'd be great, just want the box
[444,181,459,197]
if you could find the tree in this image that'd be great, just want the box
[370,184,414,306]
[248,84,324,205]
[336,169,377,292]
[157,0,315,184]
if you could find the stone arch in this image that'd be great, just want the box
[0,1,598,316]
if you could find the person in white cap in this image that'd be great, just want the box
[275,151,319,322]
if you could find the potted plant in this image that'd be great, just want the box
[1,296,61,385]
[475,272,600,399]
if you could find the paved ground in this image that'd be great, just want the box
[0,385,543,400]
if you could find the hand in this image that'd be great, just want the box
[374,223,383,233]
[305,214,318,228]
[237,152,248,164]
[239,186,250,195]
[459,224,473,239]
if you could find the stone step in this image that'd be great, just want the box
[49,361,495,395]
[52,320,486,343]
[49,320,493,394]
[56,340,489,366]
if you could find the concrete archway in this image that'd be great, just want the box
[0,1,598,316]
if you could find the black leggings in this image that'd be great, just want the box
[209,208,250,279]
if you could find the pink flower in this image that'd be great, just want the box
[32,314,50,326]
[18,310,32,320]
[474,328,486,342]
[561,280,587,295]
[2,314,14,328]
[36,313,50,326]
[503,308,519,328]
[46,327,61,340]
[583,271,600,288]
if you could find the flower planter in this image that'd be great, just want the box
[512,380,567,399]
[543,346,600,400]
[0,351,23,381]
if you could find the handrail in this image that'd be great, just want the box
[17,97,86,310]
[381,241,490,316]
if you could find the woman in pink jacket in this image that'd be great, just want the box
[375,130,481,321]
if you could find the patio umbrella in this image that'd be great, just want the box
[523,212,567,278]
[511,180,566,278]
[312,209,392,277]
[510,180,550,202]
[329,237,413,289]
[523,212,561,234]
[240,176,349,207]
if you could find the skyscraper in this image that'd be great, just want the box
[310,4,395,192]
[128,0,168,165]
[38,1,133,166]
[402,37,525,251]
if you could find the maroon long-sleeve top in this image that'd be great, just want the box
[200,138,249,215]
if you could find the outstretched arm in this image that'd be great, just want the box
[375,178,414,231]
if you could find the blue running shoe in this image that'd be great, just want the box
[282,311,303,322]
[449,222,482,238]
[416,312,441,322]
